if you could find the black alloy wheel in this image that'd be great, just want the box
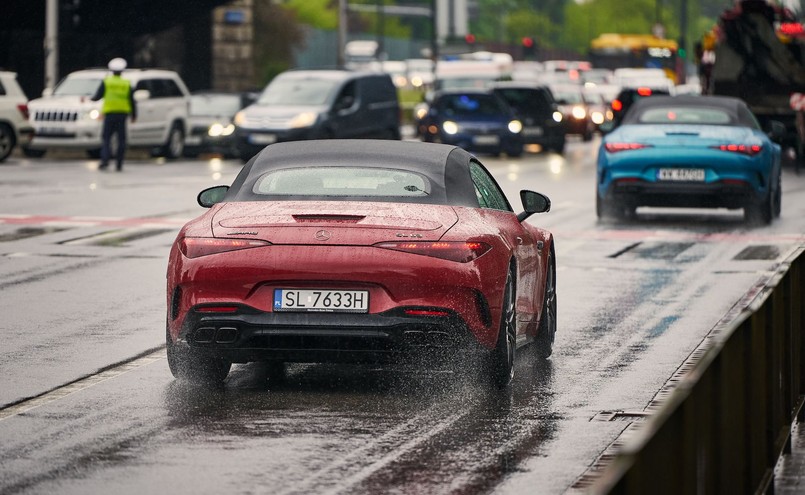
[488,270,516,388]
[535,251,557,359]
[774,171,782,218]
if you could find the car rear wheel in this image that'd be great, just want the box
[166,329,231,385]
[745,189,773,225]
[773,171,782,218]
[487,270,516,388]
[535,251,556,359]
[0,123,15,162]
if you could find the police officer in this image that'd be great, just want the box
[92,58,137,171]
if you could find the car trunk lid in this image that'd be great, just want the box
[212,201,458,245]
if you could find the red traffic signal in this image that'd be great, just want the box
[522,36,534,48]
[465,34,476,44]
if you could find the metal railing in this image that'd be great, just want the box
[591,247,805,494]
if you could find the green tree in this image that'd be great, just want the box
[253,2,306,86]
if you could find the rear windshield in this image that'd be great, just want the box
[636,106,733,125]
[253,167,432,198]
[54,77,103,96]
[257,78,339,106]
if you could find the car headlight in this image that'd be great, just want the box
[208,123,235,137]
[289,112,317,128]
[508,120,523,133]
[442,120,459,135]
[234,110,246,127]
[552,111,563,123]
[414,106,429,120]
[572,106,587,120]
[591,111,604,125]
[84,109,100,120]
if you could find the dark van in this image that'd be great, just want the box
[492,82,568,153]
[234,69,400,161]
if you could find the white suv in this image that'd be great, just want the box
[0,71,33,162]
[25,68,190,159]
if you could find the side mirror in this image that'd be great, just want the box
[133,89,151,101]
[197,185,230,208]
[335,95,355,113]
[766,120,786,143]
[517,190,551,222]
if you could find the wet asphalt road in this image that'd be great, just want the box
[1,140,805,494]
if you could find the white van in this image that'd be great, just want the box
[25,68,190,159]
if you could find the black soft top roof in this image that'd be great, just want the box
[622,95,759,128]
[224,140,482,207]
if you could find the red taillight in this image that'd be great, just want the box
[605,142,651,153]
[179,237,270,258]
[196,305,239,313]
[404,309,451,317]
[637,87,653,96]
[611,99,623,112]
[711,144,762,156]
[16,104,29,120]
[374,241,492,263]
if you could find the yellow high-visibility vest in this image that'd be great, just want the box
[101,76,132,114]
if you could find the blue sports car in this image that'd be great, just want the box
[596,95,782,224]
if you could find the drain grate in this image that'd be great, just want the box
[734,245,780,261]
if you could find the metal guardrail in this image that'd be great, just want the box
[591,247,805,494]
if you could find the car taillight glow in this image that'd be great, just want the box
[605,142,652,153]
[404,309,451,317]
[179,237,270,258]
[611,99,623,112]
[196,305,239,313]
[637,87,653,96]
[711,144,763,156]
[374,241,492,263]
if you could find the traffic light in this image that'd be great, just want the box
[522,37,536,58]
[465,34,476,46]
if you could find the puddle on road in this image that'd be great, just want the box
[0,226,68,242]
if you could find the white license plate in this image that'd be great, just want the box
[473,135,499,145]
[185,136,202,145]
[522,126,544,136]
[36,126,66,135]
[273,289,369,313]
[657,168,706,182]
[249,133,277,145]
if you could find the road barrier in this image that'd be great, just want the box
[591,247,805,494]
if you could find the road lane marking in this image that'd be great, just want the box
[0,348,165,421]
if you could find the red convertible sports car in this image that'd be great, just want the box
[166,139,556,388]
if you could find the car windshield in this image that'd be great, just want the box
[257,78,339,106]
[53,77,103,96]
[552,91,584,104]
[636,106,734,125]
[189,94,242,116]
[437,94,506,116]
[253,167,432,198]
[495,89,550,113]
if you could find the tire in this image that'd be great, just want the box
[0,123,15,162]
[22,146,46,158]
[535,250,557,359]
[506,144,523,158]
[773,171,782,218]
[597,191,634,220]
[487,270,516,388]
[159,123,185,159]
[745,189,773,225]
[166,329,231,385]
